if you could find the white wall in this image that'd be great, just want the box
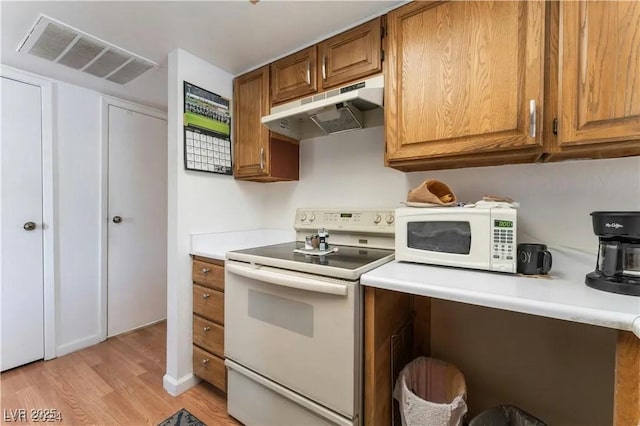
[263,126,640,424]
[53,82,103,354]
[265,126,640,253]
[164,48,268,394]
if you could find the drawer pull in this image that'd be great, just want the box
[202,293,210,299]
[202,358,210,365]
[203,326,211,332]
[201,268,210,274]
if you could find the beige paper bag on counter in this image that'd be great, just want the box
[407,179,457,206]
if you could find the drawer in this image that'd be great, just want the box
[193,315,224,358]
[193,345,226,393]
[192,259,224,291]
[193,284,224,324]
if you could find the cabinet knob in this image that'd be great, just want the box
[202,358,209,365]
[202,293,210,299]
[23,221,36,231]
[374,215,382,224]
[203,326,211,332]
[201,268,210,274]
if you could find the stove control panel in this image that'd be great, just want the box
[295,208,396,234]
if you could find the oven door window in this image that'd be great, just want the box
[407,221,472,254]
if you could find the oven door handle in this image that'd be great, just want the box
[226,262,348,296]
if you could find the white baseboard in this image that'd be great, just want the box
[56,334,104,357]
[163,372,200,396]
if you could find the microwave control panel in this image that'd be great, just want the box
[294,208,395,235]
[490,210,517,272]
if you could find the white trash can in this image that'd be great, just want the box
[393,356,467,426]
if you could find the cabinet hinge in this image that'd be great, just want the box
[552,118,558,135]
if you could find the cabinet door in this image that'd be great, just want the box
[558,1,640,148]
[318,17,382,90]
[385,1,544,165]
[271,46,317,105]
[233,66,269,178]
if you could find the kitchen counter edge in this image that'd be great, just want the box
[190,229,295,261]
[361,247,640,338]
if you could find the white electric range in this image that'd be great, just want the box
[224,208,395,426]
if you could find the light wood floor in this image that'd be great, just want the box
[0,321,239,425]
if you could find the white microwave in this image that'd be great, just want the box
[395,206,517,273]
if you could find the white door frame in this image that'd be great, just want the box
[0,65,56,360]
[99,96,167,341]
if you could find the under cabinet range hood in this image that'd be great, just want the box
[261,75,383,140]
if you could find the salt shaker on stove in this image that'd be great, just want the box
[318,228,329,251]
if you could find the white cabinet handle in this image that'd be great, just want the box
[201,268,210,274]
[203,326,211,332]
[202,293,210,299]
[529,99,537,138]
[322,56,327,80]
[202,358,209,365]
[259,147,264,171]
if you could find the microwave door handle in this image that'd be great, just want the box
[226,262,348,296]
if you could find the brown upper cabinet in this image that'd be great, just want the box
[385,1,546,171]
[234,65,299,182]
[270,18,384,107]
[318,17,383,91]
[547,1,640,160]
[271,46,317,106]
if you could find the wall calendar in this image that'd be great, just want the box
[183,81,232,175]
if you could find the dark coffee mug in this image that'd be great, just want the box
[517,243,552,275]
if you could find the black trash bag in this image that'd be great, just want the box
[468,405,547,426]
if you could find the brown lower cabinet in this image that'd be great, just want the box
[364,287,640,426]
[192,256,226,393]
[364,287,430,426]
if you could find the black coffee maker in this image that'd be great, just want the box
[586,211,640,296]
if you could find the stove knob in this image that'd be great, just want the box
[374,215,382,224]
[386,215,395,224]
[300,213,307,221]
[310,214,316,222]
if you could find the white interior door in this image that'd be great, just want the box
[1,77,44,371]
[107,105,167,337]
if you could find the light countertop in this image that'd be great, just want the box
[190,229,295,260]
[361,247,640,338]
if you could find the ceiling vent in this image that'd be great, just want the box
[17,15,157,85]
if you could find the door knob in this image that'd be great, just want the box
[23,221,36,231]
[112,216,123,224]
